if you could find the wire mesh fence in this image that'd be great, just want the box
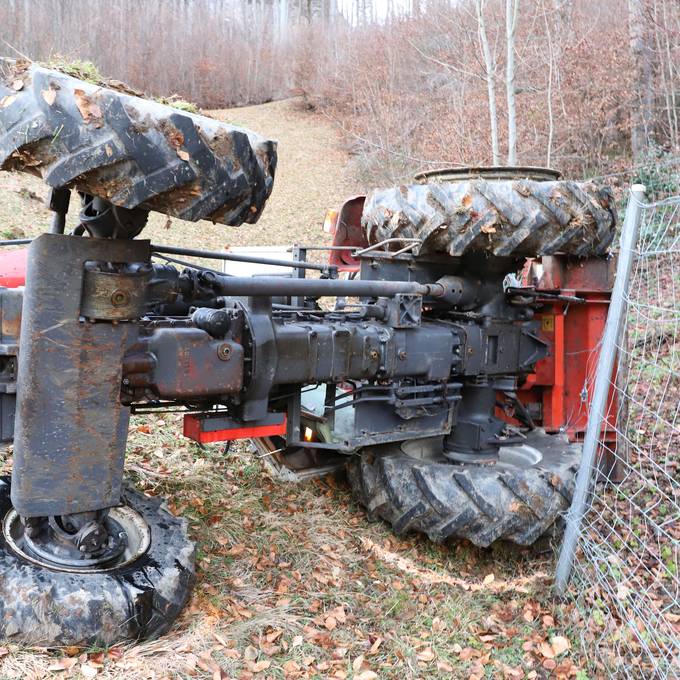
[556,189,680,678]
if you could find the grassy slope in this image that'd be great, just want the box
[0,100,590,680]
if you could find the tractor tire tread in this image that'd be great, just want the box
[347,431,581,547]
[0,60,276,226]
[362,178,616,258]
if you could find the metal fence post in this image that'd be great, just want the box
[554,184,646,595]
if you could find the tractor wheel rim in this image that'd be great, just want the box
[3,504,150,573]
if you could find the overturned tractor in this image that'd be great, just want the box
[0,61,616,645]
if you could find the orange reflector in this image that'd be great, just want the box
[323,208,339,234]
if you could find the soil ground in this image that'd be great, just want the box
[0,100,589,680]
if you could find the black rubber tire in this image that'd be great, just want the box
[0,60,276,226]
[362,178,616,257]
[347,430,581,547]
[0,477,195,646]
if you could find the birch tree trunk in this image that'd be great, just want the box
[628,0,655,159]
[476,0,500,165]
[505,0,519,165]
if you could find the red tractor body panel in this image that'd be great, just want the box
[0,248,27,288]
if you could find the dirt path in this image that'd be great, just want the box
[0,98,359,251]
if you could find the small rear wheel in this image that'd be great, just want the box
[0,477,195,646]
[347,430,580,547]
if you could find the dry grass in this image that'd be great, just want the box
[0,100,591,680]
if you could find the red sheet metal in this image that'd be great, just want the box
[183,413,286,443]
[0,248,27,288]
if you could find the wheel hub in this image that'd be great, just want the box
[3,505,150,573]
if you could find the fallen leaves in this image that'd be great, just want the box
[416,646,435,662]
[355,672,378,680]
[73,88,103,127]
[47,657,78,672]
[359,537,550,593]
[550,635,571,656]
[41,88,57,106]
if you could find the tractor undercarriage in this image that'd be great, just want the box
[0,60,617,646]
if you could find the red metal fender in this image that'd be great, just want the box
[325,196,367,273]
[0,248,27,288]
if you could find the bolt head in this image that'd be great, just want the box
[217,343,232,361]
[110,289,130,307]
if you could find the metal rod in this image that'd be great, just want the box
[208,273,440,298]
[153,253,233,277]
[287,245,356,251]
[49,212,66,235]
[151,244,334,273]
[0,239,32,246]
[353,238,421,257]
[554,184,646,596]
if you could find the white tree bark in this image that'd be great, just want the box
[543,2,555,167]
[476,0,500,165]
[505,0,519,165]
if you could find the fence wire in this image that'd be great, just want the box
[560,192,680,678]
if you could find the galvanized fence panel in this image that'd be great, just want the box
[555,187,680,679]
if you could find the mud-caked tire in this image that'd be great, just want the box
[0,60,276,226]
[347,430,580,547]
[362,174,616,258]
[0,477,195,646]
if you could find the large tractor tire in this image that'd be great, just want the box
[362,167,616,258]
[0,59,276,226]
[347,430,580,547]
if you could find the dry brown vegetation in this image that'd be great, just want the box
[2,0,679,188]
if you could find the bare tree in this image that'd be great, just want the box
[505,0,519,165]
[628,0,655,159]
[476,0,500,164]
[542,1,555,167]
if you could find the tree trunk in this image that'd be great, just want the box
[628,0,655,159]
[476,0,500,165]
[505,0,519,165]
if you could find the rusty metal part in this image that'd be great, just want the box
[81,262,152,320]
[5,506,143,571]
[11,234,150,518]
[132,328,244,399]
[328,196,368,272]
